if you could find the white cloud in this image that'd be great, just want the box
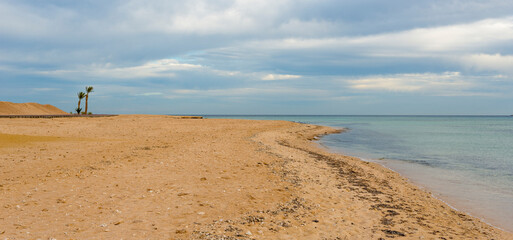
[136,92,163,96]
[353,17,513,53]
[105,59,201,78]
[0,2,52,37]
[119,0,291,35]
[459,53,513,74]
[330,96,354,101]
[38,59,203,79]
[261,74,301,80]
[172,89,201,94]
[212,69,240,76]
[168,86,328,98]
[274,18,343,37]
[32,88,60,92]
[348,72,473,93]
[36,58,307,83]
[245,16,513,55]
[0,0,343,42]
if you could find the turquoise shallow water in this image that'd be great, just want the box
[205,115,513,232]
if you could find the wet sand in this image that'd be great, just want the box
[0,115,511,239]
[376,158,513,233]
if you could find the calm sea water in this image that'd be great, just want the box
[205,115,513,232]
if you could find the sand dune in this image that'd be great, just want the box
[0,101,68,115]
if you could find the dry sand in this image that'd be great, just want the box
[0,115,511,239]
[0,101,68,115]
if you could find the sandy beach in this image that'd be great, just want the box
[0,115,511,239]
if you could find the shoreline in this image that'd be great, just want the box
[378,158,513,233]
[0,115,511,239]
[256,123,513,239]
[315,138,513,234]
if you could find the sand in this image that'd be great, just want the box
[0,115,511,239]
[0,101,68,115]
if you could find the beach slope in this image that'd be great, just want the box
[0,115,510,239]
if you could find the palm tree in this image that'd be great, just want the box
[84,86,94,114]
[77,92,85,114]
[75,107,82,114]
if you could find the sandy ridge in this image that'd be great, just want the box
[0,101,68,115]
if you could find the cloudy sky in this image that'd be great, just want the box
[1,0,513,114]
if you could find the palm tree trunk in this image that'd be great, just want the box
[77,100,81,114]
[85,95,88,114]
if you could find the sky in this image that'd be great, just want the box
[1,0,513,115]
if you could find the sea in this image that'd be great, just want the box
[204,115,513,232]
